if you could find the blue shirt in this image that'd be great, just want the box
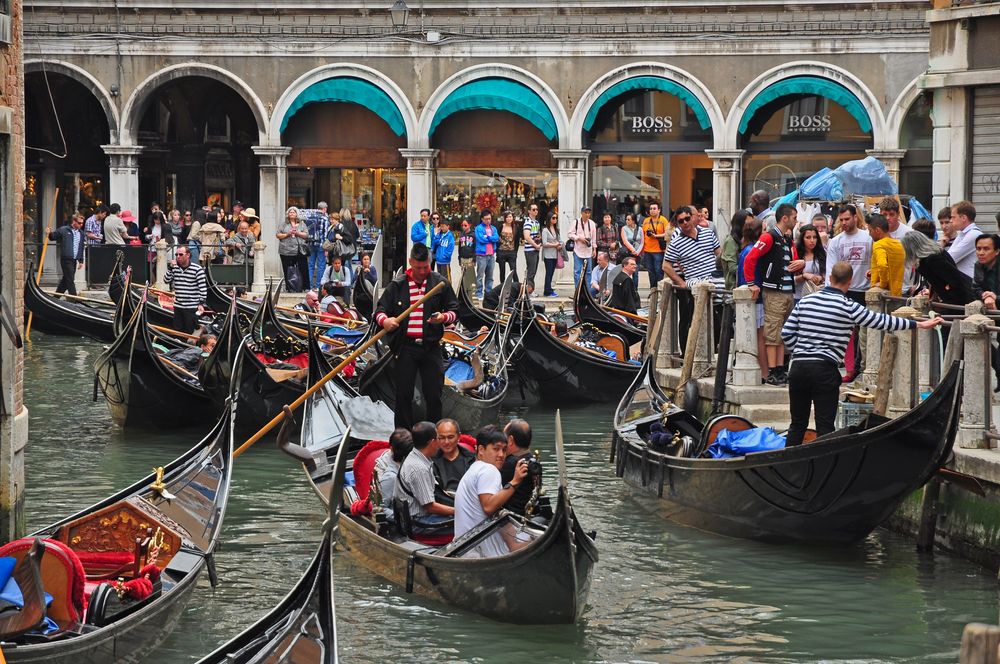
[475,223,498,256]
[411,220,433,248]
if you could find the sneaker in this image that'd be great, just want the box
[764,370,787,387]
[775,366,789,382]
[546,291,559,297]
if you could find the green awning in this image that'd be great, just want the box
[583,76,712,132]
[280,77,407,136]
[738,76,872,135]
[429,78,558,141]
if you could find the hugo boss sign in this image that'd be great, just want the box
[628,115,674,133]
[787,114,832,131]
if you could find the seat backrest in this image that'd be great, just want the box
[0,539,46,639]
[0,538,85,627]
[352,440,390,503]
[595,335,627,362]
[392,498,413,537]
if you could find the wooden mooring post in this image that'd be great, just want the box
[960,623,1000,664]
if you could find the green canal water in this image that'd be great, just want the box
[21,333,1000,662]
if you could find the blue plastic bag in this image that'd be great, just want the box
[706,427,786,459]
[445,359,475,384]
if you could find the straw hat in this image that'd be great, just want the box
[242,207,259,220]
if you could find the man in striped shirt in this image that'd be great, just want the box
[164,246,207,334]
[662,206,721,350]
[780,261,943,447]
[375,242,459,429]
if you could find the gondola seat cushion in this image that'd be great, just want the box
[458,435,476,453]
[352,440,390,503]
[698,415,754,458]
[0,538,86,625]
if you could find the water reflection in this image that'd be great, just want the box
[21,334,999,662]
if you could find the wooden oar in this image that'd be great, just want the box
[276,305,365,328]
[234,281,446,458]
[25,187,61,340]
[158,355,200,381]
[150,324,200,342]
[42,290,117,308]
[279,322,348,348]
[604,305,648,323]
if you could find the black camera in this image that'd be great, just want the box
[645,229,654,236]
[525,455,543,479]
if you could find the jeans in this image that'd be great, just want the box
[308,245,326,290]
[642,251,664,289]
[524,251,540,289]
[56,257,78,296]
[436,263,451,281]
[543,257,557,295]
[573,254,592,288]
[786,359,842,447]
[475,254,495,297]
[188,240,201,263]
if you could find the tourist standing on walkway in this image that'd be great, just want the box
[867,214,905,296]
[901,230,975,307]
[411,208,433,253]
[433,218,455,280]
[947,201,983,278]
[662,206,721,350]
[619,213,643,288]
[496,210,520,283]
[277,206,310,292]
[164,245,207,334]
[48,214,86,296]
[722,210,750,290]
[457,219,476,298]
[522,204,542,289]
[811,214,830,249]
[879,197,914,292]
[748,190,776,227]
[84,205,108,245]
[781,262,942,447]
[938,207,956,249]
[596,212,618,262]
[824,204,871,383]
[743,203,802,386]
[737,217,768,384]
[307,202,330,291]
[569,206,598,288]
[541,212,561,297]
[641,203,668,289]
[793,224,825,300]
[973,233,1000,391]
[103,204,128,246]
[474,210,498,298]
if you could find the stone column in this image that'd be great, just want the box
[400,148,438,257]
[154,239,169,290]
[731,286,759,387]
[958,313,993,449]
[865,149,908,184]
[252,145,292,284]
[861,287,888,387]
[887,306,918,419]
[552,149,590,286]
[705,150,744,241]
[102,145,143,216]
[252,241,267,294]
[910,294,933,395]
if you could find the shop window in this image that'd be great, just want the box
[60,173,106,222]
[435,169,557,227]
[0,0,10,45]
[587,90,711,145]
[204,112,231,144]
[591,155,663,221]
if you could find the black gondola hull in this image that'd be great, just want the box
[573,275,646,346]
[24,275,115,342]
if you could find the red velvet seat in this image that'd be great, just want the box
[458,434,476,453]
[352,440,390,503]
[0,538,86,626]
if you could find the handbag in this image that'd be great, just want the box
[285,264,303,291]
[555,248,565,270]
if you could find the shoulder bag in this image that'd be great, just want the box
[565,219,578,253]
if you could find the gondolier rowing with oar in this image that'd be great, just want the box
[780,261,944,447]
[376,242,459,428]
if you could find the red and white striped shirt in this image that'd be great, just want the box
[375,271,456,338]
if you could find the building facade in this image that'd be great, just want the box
[922,0,1000,231]
[1,0,26,541]
[24,0,934,277]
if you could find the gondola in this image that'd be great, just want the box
[356,324,508,433]
[517,315,640,404]
[23,270,116,342]
[352,269,376,321]
[456,277,494,332]
[573,272,646,346]
[106,253,176,329]
[195,434,338,664]
[285,375,598,624]
[94,293,221,429]
[0,401,234,663]
[610,356,963,544]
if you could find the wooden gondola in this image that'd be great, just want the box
[23,270,116,342]
[352,270,376,321]
[517,316,640,404]
[573,272,646,346]
[356,324,508,432]
[456,278,494,332]
[610,356,963,544]
[286,376,598,624]
[0,402,234,663]
[195,442,338,664]
[94,294,221,429]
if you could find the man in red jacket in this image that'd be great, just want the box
[742,203,803,386]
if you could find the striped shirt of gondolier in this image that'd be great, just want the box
[780,286,916,365]
[164,261,207,310]
[374,273,457,339]
[663,226,720,282]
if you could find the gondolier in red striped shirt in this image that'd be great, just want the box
[375,242,460,428]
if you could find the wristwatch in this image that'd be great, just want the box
[502,482,514,491]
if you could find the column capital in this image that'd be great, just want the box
[101,144,143,168]
[252,145,292,168]
[705,149,746,161]
[866,149,908,161]
[551,149,590,170]
[400,148,439,170]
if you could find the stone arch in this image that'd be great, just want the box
[569,62,726,150]
[120,63,268,145]
[269,63,418,146]
[885,76,927,151]
[724,61,888,151]
[24,60,120,142]
[416,63,570,149]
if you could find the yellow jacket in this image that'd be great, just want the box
[871,237,905,296]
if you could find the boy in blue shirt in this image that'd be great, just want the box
[433,219,456,280]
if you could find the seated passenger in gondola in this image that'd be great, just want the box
[395,421,455,534]
[320,255,353,304]
[589,252,612,298]
[373,428,413,519]
[454,427,531,557]
[500,419,550,519]
[164,334,216,372]
[432,419,475,505]
[607,257,642,315]
[293,290,319,316]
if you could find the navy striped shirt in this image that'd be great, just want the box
[663,227,720,282]
[781,286,916,365]
[164,261,207,310]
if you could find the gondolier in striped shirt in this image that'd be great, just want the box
[163,245,207,334]
[375,242,459,429]
[780,261,943,447]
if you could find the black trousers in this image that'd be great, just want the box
[56,257,78,295]
[394,340,444,430]
[173,307,199,334]
[497,251,518,284]
[787,359,842,447]
[677,289,694,351]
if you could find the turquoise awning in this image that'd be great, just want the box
[738,76,872,135]
[429,78,558,141]
[280,77,407,136]
[583,76,712,132]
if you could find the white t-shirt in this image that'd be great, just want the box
[826,228,872,292]
[454,460,508,558]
